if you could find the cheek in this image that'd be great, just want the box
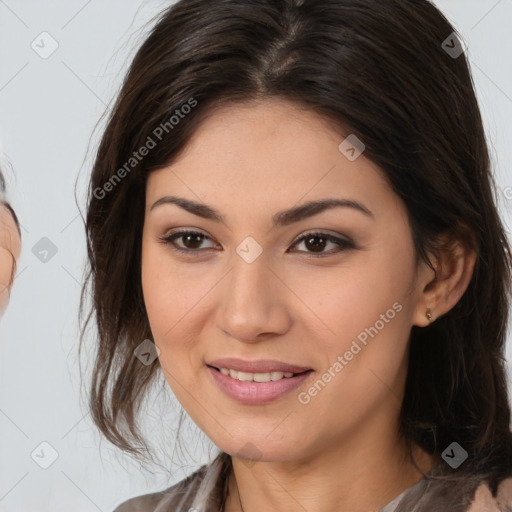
[294,270,412,435]
[293,249,413,343]
[293,243,415,396]
[142,241,186,331]
[141,243,208,375]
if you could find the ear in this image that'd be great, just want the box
[412,230,477,327]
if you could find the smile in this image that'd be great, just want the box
[215,367,302,382]
[206,365,314,404]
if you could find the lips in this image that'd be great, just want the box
[207,357,312,374]
[206,364,314,404]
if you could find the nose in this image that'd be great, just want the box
[216,247,292,343]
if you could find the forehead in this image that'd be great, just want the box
[145,99,400,223]
[172,98,345,164]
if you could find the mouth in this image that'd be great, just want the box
[207,365,313,383]
[206,361,315,404]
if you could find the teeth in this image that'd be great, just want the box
[219,368,295,382]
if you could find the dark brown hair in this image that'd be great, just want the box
[81,0,512,490]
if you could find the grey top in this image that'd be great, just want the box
[114,452,512,512]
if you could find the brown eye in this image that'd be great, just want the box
[179,232,205,250]
[162,230,215,252]
[161,230,353,258]
[291,232,354,257]
[303,235,329,252]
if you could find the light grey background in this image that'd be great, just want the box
[0,1,511,510]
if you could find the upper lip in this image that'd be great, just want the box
[207,358,312,374]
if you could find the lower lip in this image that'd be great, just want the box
[207,366,313,405]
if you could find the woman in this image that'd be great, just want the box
[82,0,512,510]
[0,169,21,315]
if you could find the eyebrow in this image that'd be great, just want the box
[150,195,373,227]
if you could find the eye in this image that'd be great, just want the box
[160,230,354,258]
[290,232,354,257]
[160,230,217,255]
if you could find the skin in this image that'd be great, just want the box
[0,203,21,314]
[141,98,476,512]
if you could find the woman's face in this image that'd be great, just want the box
[0,203,21,314]
[141,99,432,462]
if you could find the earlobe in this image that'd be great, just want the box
[412,303,437,328]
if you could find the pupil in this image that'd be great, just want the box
[306,236,326,253]
[184,234,203,249]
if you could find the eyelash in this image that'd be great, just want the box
[159,230,354,258]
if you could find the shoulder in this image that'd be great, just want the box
[467,476,512,512]
[113,468,202,512]
[384,464,512,512]
[420,468,512,512]
[113,453,230,512]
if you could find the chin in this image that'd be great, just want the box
[217,436,302,465]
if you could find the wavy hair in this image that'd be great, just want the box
[81,0,512,491]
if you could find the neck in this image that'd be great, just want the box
[224,436,436,512]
